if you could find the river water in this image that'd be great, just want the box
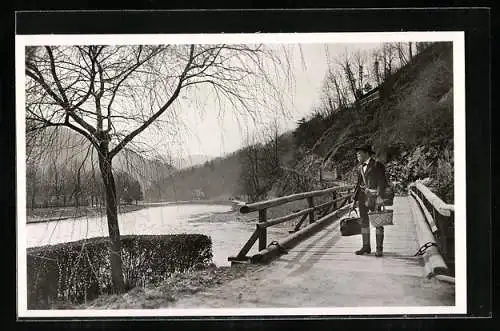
[26,204,290,266]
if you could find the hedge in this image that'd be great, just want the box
[27,234,213,309]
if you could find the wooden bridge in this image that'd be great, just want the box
[174,181,455,308]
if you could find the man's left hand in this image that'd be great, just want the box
[376,196,384,206]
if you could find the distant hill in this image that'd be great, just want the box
[144,131,296,202]
[26,127,175,204]
[145,152,241,202]
[172,154,218,169]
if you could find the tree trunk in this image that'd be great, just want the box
[31,180,37,210]
[97,149,125,294]
[344,62,358,102]
[75,169,81,209]
[374,60,380,86]
[274,129,280,169]
[333,77,343,109]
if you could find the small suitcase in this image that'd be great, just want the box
[340,209,362,236]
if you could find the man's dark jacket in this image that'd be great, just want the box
[353,158,388,202]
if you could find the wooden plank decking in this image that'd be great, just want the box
[171,197,455,308]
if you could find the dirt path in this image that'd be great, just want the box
[169,197,455,308]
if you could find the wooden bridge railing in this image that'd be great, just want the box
[409,180,455,274]
[229,185,354,264]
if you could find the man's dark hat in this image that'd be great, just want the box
[354,144,375,154]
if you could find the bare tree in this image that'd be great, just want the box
[370,49,383,86]
[25,44,291,293]
[416,42,434,54]
[339,51,359,103]
[322,67,349,113]
[239,134,263,202]
[269,119,281,170]
[381,43,396,80]
[26,157,40,210]
[353,50,368,95]
[394,42,409,67]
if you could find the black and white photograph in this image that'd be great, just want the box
[16,31,466,317]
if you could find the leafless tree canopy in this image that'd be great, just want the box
[25,44,292,159]
[319,42,417,116]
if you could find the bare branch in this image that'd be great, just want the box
[46,46,70,107]
[26,49,98,137]
[109,45,195,158]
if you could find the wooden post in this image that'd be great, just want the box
[235,227,260,259]
[444,212,455,273]
[307,197,315,223]
[291,213,309,233]
[332,191,337,210]
[435,212,448,263]
[258,209,267,251]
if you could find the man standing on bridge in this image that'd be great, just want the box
[351,144,389,257]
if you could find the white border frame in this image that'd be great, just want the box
[16,31,466,318]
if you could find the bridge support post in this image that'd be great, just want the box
[435,212,454,272]
[307,197,315,223]
[258,209,267,251]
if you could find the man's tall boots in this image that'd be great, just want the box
[355,227,371,255]
[375,227,384,257]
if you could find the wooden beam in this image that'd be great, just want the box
[320,204,333,218]
[236,227,260,258]
[320,196,346,218]
[410,190,438,233]
[258,208,312,229]
[291,213,309,233]
[435,213,451,263]
[239,186,354,213]
[290,196,349,232]
[315,195,348,210]
[258,209,267,251]
[257,197,347,229]
[307,197,315,223]
[414,181,454,216]
[408,195,449,277]
[228,256,252,265]
[435,274,455,284]
[332,191,338,210]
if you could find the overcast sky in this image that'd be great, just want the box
[157,42,382,160]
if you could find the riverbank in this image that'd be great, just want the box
[26,196,316,225]
[26,204,146,224]
[26,200,244,224]
[144,199,244,211]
